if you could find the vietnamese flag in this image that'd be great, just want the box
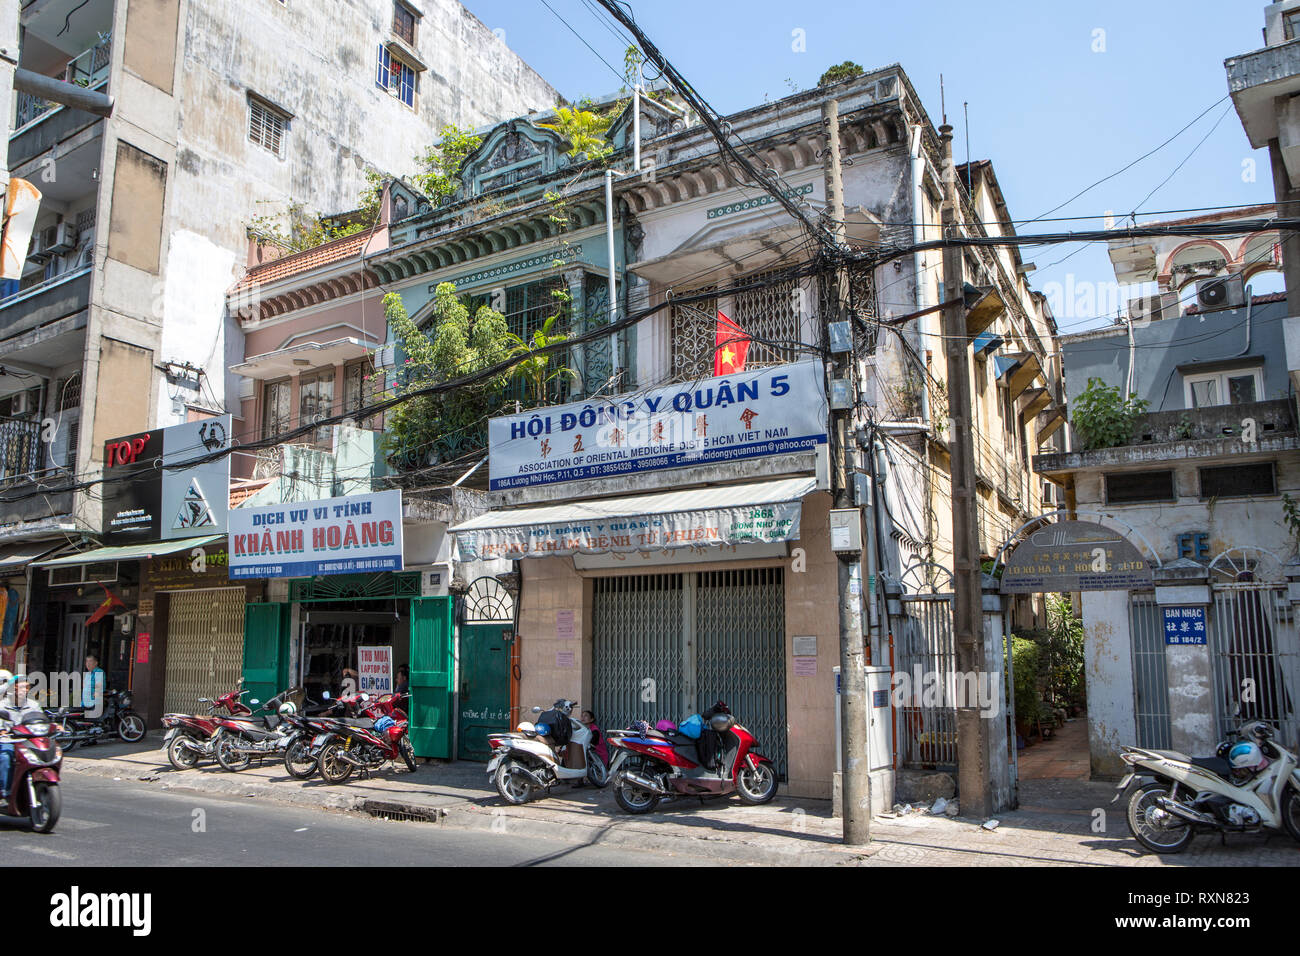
[714,311,750,376]
[86,582,125,626]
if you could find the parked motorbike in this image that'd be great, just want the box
[281,693,350,780]
[487,699,608,805]
[161,689,254,770]
[211,689,304,772]
[48,688,145,750]
[605,702,777,814]
[0,711,63,833]
[1117,720,1300,853]
[312,693,417,784]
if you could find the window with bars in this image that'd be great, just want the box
[376,45,416,108]
[262,379,292,441]
[248,98,286,157]
[64,419,78,471]
[469,277,573,404]
[57,372,81,411]
[393,2,417,44]
[669,268,810,382]
[344,360,382,430]
[299,371,335,445]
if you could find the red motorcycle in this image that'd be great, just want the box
[605,702,778,814]
[161,690,253,770]
[312,693,417,783]
[0,712,63,833]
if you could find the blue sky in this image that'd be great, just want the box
[462,0,1278,332]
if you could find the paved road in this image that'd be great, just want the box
[0,774,720,867]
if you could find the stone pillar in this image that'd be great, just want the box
[1154,559,1213,757]
[1082,589,1137,777]
[983,574,1014,810]
[563,268,586,398]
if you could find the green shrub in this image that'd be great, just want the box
[1071,377,1148,450]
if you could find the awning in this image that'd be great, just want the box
[34,535,226,568]
[0,541,70,573]
[452,476,818,561]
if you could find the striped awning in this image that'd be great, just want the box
[34,535,225,568]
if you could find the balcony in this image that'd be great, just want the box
[975,431,1027,512]
[0,415,73,527]
[9,36,111,168]
[1034,399,1299,476]
[0,265,91,343]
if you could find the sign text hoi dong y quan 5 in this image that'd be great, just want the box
[226,490,403,579]
[488,360,828,491]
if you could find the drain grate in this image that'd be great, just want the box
[361,800,440,823]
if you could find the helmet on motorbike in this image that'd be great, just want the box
[1228,740,1267,771]
[277,701,297,716]
[1245,721,1276,742]
[708,713,735,732]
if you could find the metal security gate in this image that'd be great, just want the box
[897,593,957,767]
[592,568,788,776]
[1211,582,1300,747]
[696,568,787,776]
[163,588,247,716]
[1130,593,1172,750]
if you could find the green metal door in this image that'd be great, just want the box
[243,603,289,709]
[409,596,454,758]
[457,624,513,760]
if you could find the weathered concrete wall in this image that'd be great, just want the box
[1082,588,1137,777]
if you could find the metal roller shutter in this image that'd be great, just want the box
[163,588,247,716]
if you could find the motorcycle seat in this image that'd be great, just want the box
[340,718,375,729]
[1190,755,1234,779]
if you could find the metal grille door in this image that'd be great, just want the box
[695,568,787,776]
[1130,594,1172,750]
[1211,583,1300,747]
[897,594,957,767]
[592,575,684,733]
[163,588,247,716]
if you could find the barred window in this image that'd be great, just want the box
[57,372,81,411]
[376,45,417,108]
[248,98,286,157]
[393,2,417,44]
[669,286,718,383]
[299,370,335,446]
[263,379,291,441]
[344,360,382,431]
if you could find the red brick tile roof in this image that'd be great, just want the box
[231,231,369,292]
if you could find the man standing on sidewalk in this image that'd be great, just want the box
[82,654,104,714]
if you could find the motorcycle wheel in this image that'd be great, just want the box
[27,782,61,834]
[1283,787,1300,842]
[215,733,253,772]
[60,737,78,754]
[283,739,318,780]
[117,712,146,743]
[737,762,779,805]
[613,775,661,814]
[317,742,354,784]
[1126,781,1194,854]
[494,760,533,805]
[399,735,417,773]
[586,752,609,788]
[167,734,200,771]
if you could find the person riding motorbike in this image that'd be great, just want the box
[0,674,44,795]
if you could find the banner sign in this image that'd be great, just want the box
[102,416,231,546]
[227,489,404,579]
[487,360,828,491]
[457,500,803,561]
[999,520,1153,594]
[356,646,393,694]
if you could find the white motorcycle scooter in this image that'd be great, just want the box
[1117,720,1300,853]
[487,699,608,804]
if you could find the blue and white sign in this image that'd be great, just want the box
[1162,606,1207,645]
[227,490,404,580]
[487,360,828,491]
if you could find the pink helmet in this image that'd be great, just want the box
[655,719,677,732]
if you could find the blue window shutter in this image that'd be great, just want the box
[376,45,388,90]
[400,63,415,106]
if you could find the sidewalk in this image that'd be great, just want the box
[60,735,1300,866]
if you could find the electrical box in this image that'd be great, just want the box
[829,378,852,410]
[829,508,863,553]
[417,564,451,597]
[853,472,872,507]
[828,320,852,353]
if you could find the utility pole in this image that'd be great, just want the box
[822,98,870,845]
[938,124,992,818]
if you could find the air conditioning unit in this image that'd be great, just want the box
[26,231,49,262]
[1195,275,1246,312]
[1128,292,1179,322]
[9,389,36,416]
[46,222,76,254]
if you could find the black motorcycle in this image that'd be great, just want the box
[48,689,146,750]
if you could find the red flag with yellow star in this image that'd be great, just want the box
[86,582,125,626]
[714,311,750,376]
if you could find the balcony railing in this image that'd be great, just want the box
[12,35,111,134]
[0,416,42,485]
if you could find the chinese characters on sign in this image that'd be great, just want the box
[1000,521,1153,593]
[1162,606,1207,645]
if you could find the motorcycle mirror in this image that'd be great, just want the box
[531,706,541,714]
[250,699,260,706]
[322,692,331,700]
